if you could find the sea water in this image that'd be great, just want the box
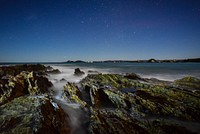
[48,62,200,82]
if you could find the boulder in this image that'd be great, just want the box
[74,68,85,76]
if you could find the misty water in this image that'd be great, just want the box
[46,62,200,134]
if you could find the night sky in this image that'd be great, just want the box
[0,0,200,62]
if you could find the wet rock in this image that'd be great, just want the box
[47,69,61,74]
[85,85,115,108]
[62,74,200,133]
[62,82,87,108]
[74,68,85,76]
[88,70,99,74]
[124,73,142,80]
[0,96,71,134]
[60,78,67,82]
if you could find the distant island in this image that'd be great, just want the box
[64,58,200,63]
[1,58,200,65]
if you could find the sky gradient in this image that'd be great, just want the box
[0,0,200,62]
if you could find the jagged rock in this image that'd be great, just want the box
[62,82,87,108]
[85,85,115,108]
[81,74,200,121]
[0,71,52,106]
[74,68,85,76]
[0,96,70,134]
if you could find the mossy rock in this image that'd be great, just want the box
[0,95,70,134]
[174,76,200,90]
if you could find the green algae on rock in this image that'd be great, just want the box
[0,96,70,134]
[0,71,52,106]
[174,76,200,90]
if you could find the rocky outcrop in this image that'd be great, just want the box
[62,82,87,108]
[124,73,142,80]
[0,71,52,105]
[56,73,200,133]
[0,64,71,134]
[0,64,47,77]
[174,76,200,90]
[89,109,147,134]
[0,96,70,134]
[74,68,85,76]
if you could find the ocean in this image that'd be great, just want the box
[47,62,200,82]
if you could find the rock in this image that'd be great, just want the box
[124,73,142,80]
[86,85,115,108]
[0,64,47,77]
[0,96,71,134]
[174,76,200,90]
[74,68,85,76]
[88,70,99,74]
[47,69,61,74]
[81,74,200,121]
[62,82,87,108]
[89,109,147,134]
[60,78,67,82]
[51,73,200,133]
[0,71,52,106]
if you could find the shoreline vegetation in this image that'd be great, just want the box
[0,58,200,65]
[0,64,200,134]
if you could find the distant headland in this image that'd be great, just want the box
[0,58,200,65]
[65,58,200,63]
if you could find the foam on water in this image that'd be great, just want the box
[47,66,96,134]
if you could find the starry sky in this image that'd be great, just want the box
[0,0,200,62]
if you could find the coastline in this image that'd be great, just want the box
[0,64,200,134]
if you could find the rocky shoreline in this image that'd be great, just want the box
[0,64,200,134]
